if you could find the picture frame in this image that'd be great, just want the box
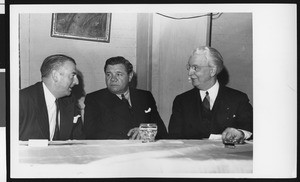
[51,13,111,42]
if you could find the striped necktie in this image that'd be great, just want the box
[202,91,210,111]
[53,99,60,140]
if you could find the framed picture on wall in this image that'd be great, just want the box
[51,13,111,42]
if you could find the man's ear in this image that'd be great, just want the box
[128,72,133,82]
[210,67,217,77]
[51,70,59,83]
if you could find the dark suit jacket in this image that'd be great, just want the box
[19,82,84,141]
[83,88,168,139]
[168,85,253,139]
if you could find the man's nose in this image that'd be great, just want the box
[110,75,118,82]
[73,75,79,85]
[188,68,194,76]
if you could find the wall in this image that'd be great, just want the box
[211,13,253,103]
[151,13,209,128]
[20,13,137,95]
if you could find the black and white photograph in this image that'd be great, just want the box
[9,4,297,180]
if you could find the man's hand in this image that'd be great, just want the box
[222,127,245,144]
[127,127,141,140]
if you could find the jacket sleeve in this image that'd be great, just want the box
[71,100,86,140]
[83,94,102,139]
[168,96,184,139]
[147,92,168,139]
[235,93,253,134]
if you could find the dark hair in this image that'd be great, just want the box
[104,56,133,74]
[40,54,76,78]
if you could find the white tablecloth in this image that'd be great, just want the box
[16,139,253,178]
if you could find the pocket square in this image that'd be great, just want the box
[144,107,151,113]
[73,115,81,124]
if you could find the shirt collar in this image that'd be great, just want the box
[116,88,130,100]
[42,82,56,106]
[199,80,219,100]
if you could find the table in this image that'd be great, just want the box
[16,139,253,178]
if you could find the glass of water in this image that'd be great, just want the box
[139,123,157,143]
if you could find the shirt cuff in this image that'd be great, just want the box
[238,129,252,140]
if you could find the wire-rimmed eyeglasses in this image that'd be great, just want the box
[186,64,211,72]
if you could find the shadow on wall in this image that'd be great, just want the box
[130,68,227,88]
[72,70,86,112]
[217,66,229,86]
[129,71,138,89]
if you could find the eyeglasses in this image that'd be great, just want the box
[186,64,211,72]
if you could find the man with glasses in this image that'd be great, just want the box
[168,46,253,144]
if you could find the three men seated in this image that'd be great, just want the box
[19,46,252,144]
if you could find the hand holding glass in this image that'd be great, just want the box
[139,123,157,143]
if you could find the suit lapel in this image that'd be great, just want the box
[191,87,211,136]
[128,88,146,124]
[104,89,133,123]
[211,85,226,114]
[35,82,50,139]
[58,97,74,140]
[189,88,203,129]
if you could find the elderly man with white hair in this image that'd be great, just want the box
[168,46,253,144]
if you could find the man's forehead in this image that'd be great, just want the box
[106,64,126,71]
[189,47,212,62]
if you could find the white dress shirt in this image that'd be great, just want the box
[42,82,59,141]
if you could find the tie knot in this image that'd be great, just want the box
[121,94,126,99]
[205,91,209,96]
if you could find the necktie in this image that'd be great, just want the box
[53,99,60,140]
[201,91,212,136]
[121,94,132,109]
[202,91,210,111]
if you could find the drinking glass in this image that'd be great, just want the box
[139,123,157,143]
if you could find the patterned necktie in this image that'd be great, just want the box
[202,91,210,111]
[53,99,60,140]
[121,94,132,109]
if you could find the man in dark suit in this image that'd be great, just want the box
[168,46,252,144]
[19,54,84,141]
[83,56,168,139]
